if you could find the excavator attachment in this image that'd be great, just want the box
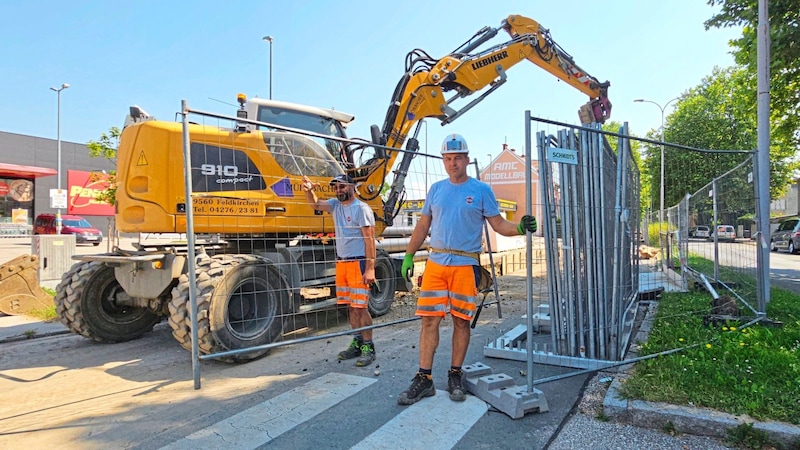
[0,254,54,316]
[578,96,612,125]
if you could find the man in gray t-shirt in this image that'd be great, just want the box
[302,174,377,367]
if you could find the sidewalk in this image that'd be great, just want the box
[0,314,68,343]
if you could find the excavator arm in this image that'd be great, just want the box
[355,14,611,228]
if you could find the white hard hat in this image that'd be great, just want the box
[441,133,469,154]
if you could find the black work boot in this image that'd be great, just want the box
[397,372,435,405]
[447,368,466,401]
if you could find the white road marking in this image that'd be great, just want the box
[160,372,376,450]
[351,390,488,450]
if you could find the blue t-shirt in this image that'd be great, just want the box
[422,177,500,266]
[327,198,375,258]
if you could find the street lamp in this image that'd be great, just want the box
[634,96,679,246]
[486,153,492,188]
[50,82,70,235]
[262,36,274,99]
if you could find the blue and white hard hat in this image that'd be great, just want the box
[441,133,469,154]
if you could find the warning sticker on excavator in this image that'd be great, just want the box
[191,197,264,216]
[137,151,148,166]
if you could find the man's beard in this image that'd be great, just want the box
[337,191,352,201]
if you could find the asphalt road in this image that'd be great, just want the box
[685,237,800,294]
[1,235,782,448]
[0,298,589,449]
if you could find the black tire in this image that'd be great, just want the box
[367,251,396,317]
[770,240,777,252]
[93,242,101,247]
[169,254,291,363]
[54,260,160,342]
[790,241,796,254]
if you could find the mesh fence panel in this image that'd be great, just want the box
[670,156,758,311]
[173,106,489,363]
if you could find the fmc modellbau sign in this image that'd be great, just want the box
[67,170,115,216]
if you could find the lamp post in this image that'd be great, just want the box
[634,96,679,246]
[262,36,274,99]
[50,83,70,235]
[486,153,492,187]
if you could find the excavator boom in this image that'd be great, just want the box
[363,14,611,227]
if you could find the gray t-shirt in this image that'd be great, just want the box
[422,177,500,266]
[327,198,375,258]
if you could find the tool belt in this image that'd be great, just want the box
[336,256,365,261]
[429,247,480,264]
[428,248,492,292]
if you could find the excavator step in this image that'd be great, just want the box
[0,254,54,316]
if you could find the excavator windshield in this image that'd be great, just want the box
[254,103,351,167]
[260,131,345,178]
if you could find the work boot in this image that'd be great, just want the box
[355,344,375,367]
[397,372,435,405]
[447,368,466,401]
[338,338,362,360]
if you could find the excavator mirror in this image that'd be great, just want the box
[370,125,386,160]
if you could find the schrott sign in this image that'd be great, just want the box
[67,170,115,216]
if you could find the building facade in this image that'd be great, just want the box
[479,145,542,251]
[0,130,115,234]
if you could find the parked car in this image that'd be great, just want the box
[690,225,710,239]
[771,217,800,253]
[708,225,736,242]
[33,213,103,246]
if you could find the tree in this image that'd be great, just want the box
[86,127,120,206]
[705,0,800,152]
[601,120,649,213]
[638,66,797,212]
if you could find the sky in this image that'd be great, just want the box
[0,1,742,170]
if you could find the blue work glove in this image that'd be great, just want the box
[401,253,414,282]
[517,215,537,235]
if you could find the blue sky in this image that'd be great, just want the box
[0,1,741,169]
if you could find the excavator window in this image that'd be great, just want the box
[261,131,344,179]
[256,105,348,166]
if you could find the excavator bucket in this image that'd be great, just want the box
[0,254,54,316]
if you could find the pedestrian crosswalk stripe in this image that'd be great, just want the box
[352,390,488,450]
[160,372,376,450]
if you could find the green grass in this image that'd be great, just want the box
[23,287,58,321]
[619,286,800,425]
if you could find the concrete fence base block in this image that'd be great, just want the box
[463,361,549,420]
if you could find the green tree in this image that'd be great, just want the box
[602,120,649,213]
[639,66,797,211]
[705,0,800,152]
[86,127,119,206]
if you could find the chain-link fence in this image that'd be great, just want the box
[664,156,759,314]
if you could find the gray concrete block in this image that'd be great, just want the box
[463,362,549,419]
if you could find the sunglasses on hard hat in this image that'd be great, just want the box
[445,140,466,151]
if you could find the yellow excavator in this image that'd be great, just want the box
[52,14,611,361]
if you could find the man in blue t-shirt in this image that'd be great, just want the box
[397,133,538,405]
[302,174,378,367]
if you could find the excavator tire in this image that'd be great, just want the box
[55,260,161,342]
[0,254,53,316]
[367,250,397,317]
[169,254,292,363]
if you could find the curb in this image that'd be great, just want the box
[0,329,71,344]
[604,377,800,448]
[602,299,800,448]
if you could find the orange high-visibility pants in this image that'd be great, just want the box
[335,260,369,309]
[417,260,478,320]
